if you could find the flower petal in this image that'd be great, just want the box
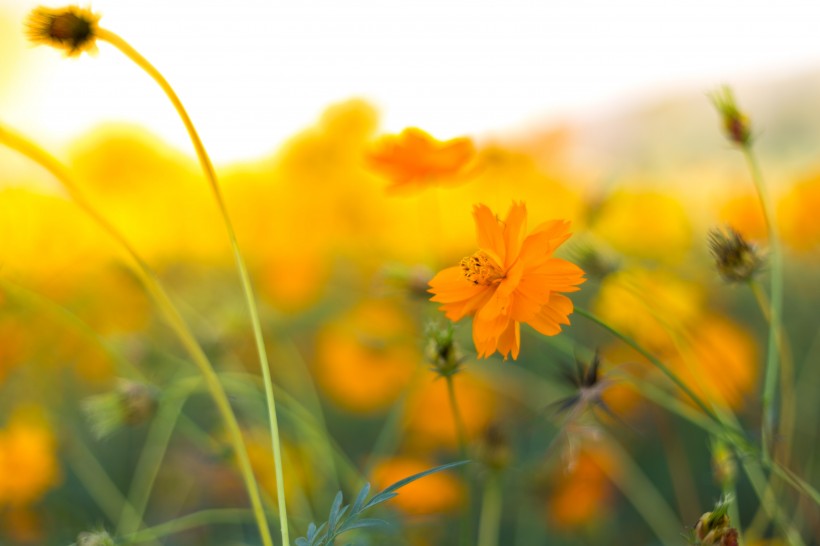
[495,320,521,360]
[518,220,572,266]
[523,258,587,293]
[503,202,527,269]
[473,204,505,266]
[528,293,574,336]
[429,266,493,321]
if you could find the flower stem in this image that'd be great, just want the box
[601,433,682,546]
[117,381,195,537]
[66,438,161,546]
[741,145,784,463]
[0,125,274,546]
[444,374,472,546]
[120,509,255,544]
[445,375,468,459]
[574,307,723,428]
[477,472,502,546]
[96,28,288,544]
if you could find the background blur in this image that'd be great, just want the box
[1,2,819,545]
[3,0,820,162]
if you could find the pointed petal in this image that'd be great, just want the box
[518,220,572,266]
[496,320,521,360]
[473,204,505,265]
[503,202,527,269]
[528,293,575,336]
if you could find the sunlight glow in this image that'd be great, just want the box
[2,0,819,162]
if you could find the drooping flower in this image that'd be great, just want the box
[366,127,475,192]
[25,6,100,57]
[428,202,585,360]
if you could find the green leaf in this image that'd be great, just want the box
[364,460,469,510]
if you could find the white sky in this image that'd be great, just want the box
[2,0,820,163]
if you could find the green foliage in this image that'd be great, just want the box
[295,461,468,546]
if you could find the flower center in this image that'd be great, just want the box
[460,251,504,285]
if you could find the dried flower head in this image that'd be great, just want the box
[25,6,100,57]
[692,496,738,546]
[710,86,751,147]
[708,226,764,283]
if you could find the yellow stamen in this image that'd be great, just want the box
[460,251,504,285]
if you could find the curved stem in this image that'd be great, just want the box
[66,438,161,546]
[118,381,195,537]
[602,433,682,546]
[120,508,254,544]
[575,307,724,428]
[0,125,273,546]
[96,28,288,543]
[742,146,784,463]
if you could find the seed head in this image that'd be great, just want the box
[708,226,764,283]
[25,6,100,57]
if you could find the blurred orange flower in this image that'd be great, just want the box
[370,456,465,516]
[546,445,617,530]
[429,202,585,360]
[778,175,820,253]
[0,408,61,508]
[367,127,475,192]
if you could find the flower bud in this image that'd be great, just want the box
[710,86,752,147]
[425,322,465,377]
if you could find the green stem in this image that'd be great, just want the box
[117,381,195,536]
[740,458,806,546]
[0,125,272,546]
[96,27,288,544]
[445,375,469,459]
[477,472,502,546]
[602,434,682,546]
[120,508,255,544]
[741,146,784,464]
[444,374,472,546]
[66,439,160,546]
[575,307,724,428]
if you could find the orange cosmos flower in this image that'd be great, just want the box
[367,127,475,192]
[429,202,585,360]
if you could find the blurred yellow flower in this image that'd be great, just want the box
[314,300,418,414]
[594,267,704,354]
[0,408,61,507]
[429,202,585,360]
[370,456,465,515]
[778,175,820,253]
[672,315,758,409]
[367,127,475,193]
[592,190,692,263]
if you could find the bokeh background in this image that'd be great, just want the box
[1,1,819,545]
